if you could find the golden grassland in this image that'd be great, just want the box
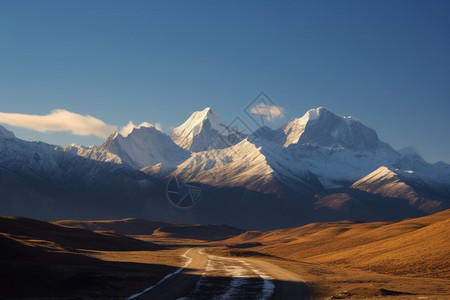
[206,209,450,298]
[223,209,450,280]
[85,248,186,266]
[0,209,449,299]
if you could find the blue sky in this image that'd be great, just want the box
[1,0,449,163]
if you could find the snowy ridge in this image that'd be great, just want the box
[170,138,280,193]
[0,106,449,220]
[351,166,446,213]
[170,107,241,152]
[282,107,325,146]
[100,126,190,170]
[351,166,421,203]
[280,107,380,152]
[164,106,450,213]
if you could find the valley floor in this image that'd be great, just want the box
[128,240,450,300]
[1,212,449,299]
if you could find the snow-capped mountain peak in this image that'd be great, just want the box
[283,107,340,146]
[302,106,330,121]
[119,121,161,138]
[194,107,224,132]
[282,107,380,152]
[170,107,241,152]
[0,106,449,227]
[100,126,190,170]
[173,107,224,136]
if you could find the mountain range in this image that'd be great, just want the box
[1,107,449,229]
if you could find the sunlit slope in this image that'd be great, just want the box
[225,209,450,278]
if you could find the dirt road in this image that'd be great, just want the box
[129,248,310,299]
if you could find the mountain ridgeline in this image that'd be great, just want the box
[1,107,449,229]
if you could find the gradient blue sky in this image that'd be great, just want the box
[1,0,449,163]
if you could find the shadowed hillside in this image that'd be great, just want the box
[0,216,178,298]
[54,218,245,241]
[0,216,162,251]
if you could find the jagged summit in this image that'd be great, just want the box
[173,107,224,134]
[281,107,379,152]
[281,107,340,146]
[170,107,240,152]
[0,106,449,227]
[120,121,162,138]
[303,106,335,120]
[102,126,162,145]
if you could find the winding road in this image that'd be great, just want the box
[129,248,310,300]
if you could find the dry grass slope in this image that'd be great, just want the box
[54,218,245,241]
[225,209,450,279]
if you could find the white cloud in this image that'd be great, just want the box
[0,109,116,138]
[250,103,284,121]
[119,121,162,137]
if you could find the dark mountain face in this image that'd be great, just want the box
[277,107,381,152]
[0,132,160,220]
[0,105,449,229]
[299,110,380,152]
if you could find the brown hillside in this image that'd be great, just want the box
[52,218,172,235]
[1,216,160,251]
[54,218,245,241]
[225,209,450,279]
[0,216,177,298]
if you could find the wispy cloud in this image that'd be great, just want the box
[250,103,284,121]
[119,121,162,137]
[0,109,117,138]
[0,109,165,140]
